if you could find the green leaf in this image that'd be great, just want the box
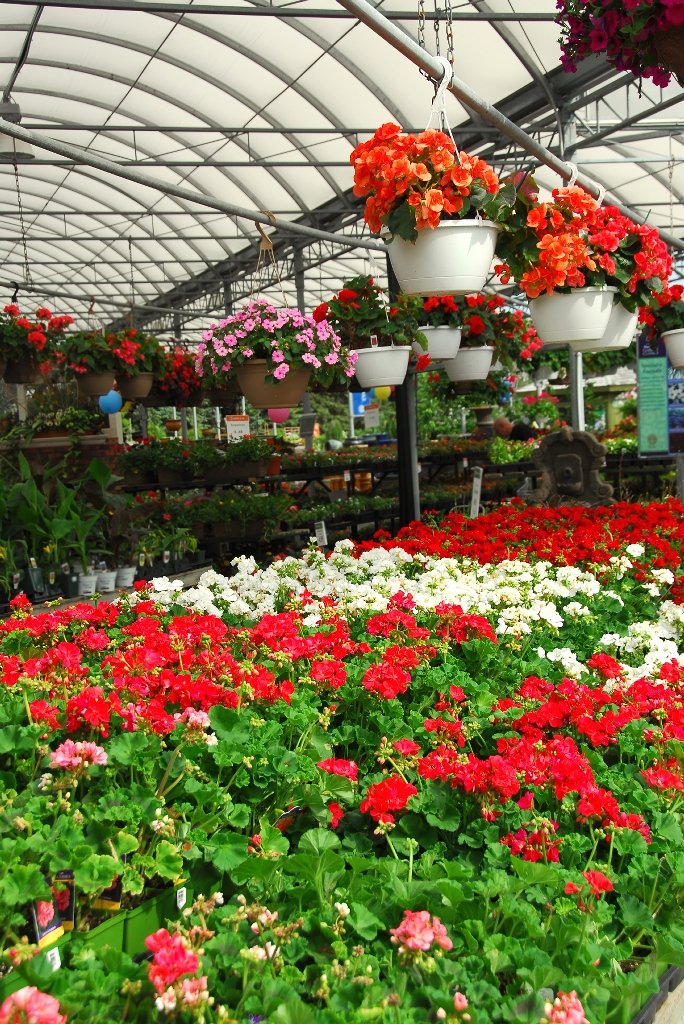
[350,901,385,940]
[73,855,120,893]
[154,840,183,880]
[618,895,655,933]
[298,829,341,856]
[207,833,248,872]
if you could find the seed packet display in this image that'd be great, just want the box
[53,870,75,931]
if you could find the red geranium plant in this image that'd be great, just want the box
[420,293,543,367]
[157,347,203,405]
[0,303,73,366]
[313,275,426,351]
[350,123,513,242]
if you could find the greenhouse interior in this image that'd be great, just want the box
[4,1,684,1022]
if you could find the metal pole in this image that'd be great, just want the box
[0,118,386,253]
[334,0,684,250]
[570,350,586,432]
[294,249,316,453]
[387,258,420,525]
[677,456,684,502]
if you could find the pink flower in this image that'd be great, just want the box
[145,929,200,994]
[0,987,66,1024]
[389,910,453,956]
[49,740,107,771]
[542,991,589,1024]
[35,901,54,930]
[273,362,289,380]
[453,992,469,1012]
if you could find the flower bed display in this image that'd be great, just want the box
[2,500,684,1022]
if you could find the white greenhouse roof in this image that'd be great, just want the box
[1,0,683,336]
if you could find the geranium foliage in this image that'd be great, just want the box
[2,501,684,1022]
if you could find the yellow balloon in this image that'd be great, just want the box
[374,386,391,402]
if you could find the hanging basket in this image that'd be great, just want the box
[350,346,411,389]
[206,380,242,406]
[117,372,155,400]
[420,325,462,361]
[386,220,499,297]
[77,371,116,397]
[569,303,638,354]
[662,329,684,369]
[444,346,493,382]
[529,287,616,345]
[235,360,311,409]
[652,25,684,86]
[3,353,38,384]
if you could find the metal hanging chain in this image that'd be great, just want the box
[127,237,135,328]
[432,0,441,58]
[444,0,454,68]
[417,0,454,84]
[13,160,33,290]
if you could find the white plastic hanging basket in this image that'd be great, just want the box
[351,346,411,388]
[386,220,499,297]
[420,325,462,360]
[570,302,638,353]
[663,329,684,369]
[443,346,493,382]
[529,287,616,345]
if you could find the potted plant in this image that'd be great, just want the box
[556,0,684,88]
[156,347,204,407]
[64,505,109,596]
[640,283,684,367]
[421,293,542,381]
[496,181,617,347]
[110,328,165,400]
[313,275,425,388]
[59,330,118,396]
[350,123,514,296]
[0,303,73,384]
[196,300,354,408]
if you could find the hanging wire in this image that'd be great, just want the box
[252,212,288,306]
[13,159,33,291]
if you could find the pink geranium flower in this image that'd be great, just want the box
[0,987,66,1024]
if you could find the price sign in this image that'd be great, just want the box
[363,402,380,429]
[343,470,351,482]
[176,887,187,910]
[469,466,483,518]
[314,520,328,547]
[224,414,250,441]
[45,947,61,972]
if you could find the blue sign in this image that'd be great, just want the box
[351,391,372,417]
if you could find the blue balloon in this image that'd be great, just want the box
[99,390,123,414]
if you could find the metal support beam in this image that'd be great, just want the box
[7,1,555,17]
[333,0,684,250]
[387,258,420,527]
[0,118,386,253]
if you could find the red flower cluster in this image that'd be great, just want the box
[359,775,418,824]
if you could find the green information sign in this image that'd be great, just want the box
[637,341,669,455]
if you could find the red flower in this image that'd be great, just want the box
[317,757,358,781]
[359,775,417,823]
[328,801,344,829]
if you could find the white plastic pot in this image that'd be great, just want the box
[529,287,616,345]
[570,302,638,353]
[115,566,138,589]
[663,328,684,368]
[444,346,494,382]
[351,346,411,388]
[386,220,499,297]
[96,570,118,593]
[420,325,462,361]
[77,573,98,597]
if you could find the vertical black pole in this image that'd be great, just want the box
[387,257,421,526]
